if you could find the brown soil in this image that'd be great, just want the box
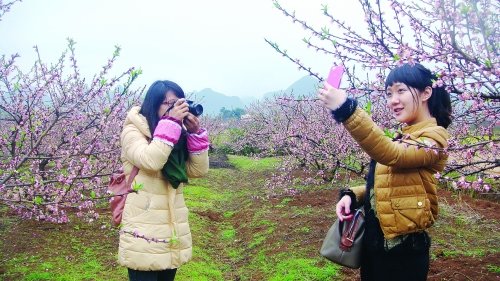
[290,188,500,281]
[229,186,500,280]
[209,153,235,169]
[0,207,120,272]
[1,181,498,280]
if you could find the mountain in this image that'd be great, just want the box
[240,96,259,106]
[263,75,320,99]
[190,76,320,116]
[284,75,320,96]
[191,88,245,116]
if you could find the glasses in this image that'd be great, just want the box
[165,100,177,107]
[161,100,177,117]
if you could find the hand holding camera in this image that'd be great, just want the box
[166,99,203,133]
[184,114,201,134]
[184,100,203,133]
[167,98,189,121]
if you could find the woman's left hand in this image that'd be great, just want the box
[317,82,348,111]
[184,113,201,134]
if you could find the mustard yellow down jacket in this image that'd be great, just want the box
[346,108,449,239]
[118,106,209,270]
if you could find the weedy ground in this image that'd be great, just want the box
[0,155,498,280]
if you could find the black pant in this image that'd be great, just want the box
[361,210,431,281]
[360,241,430,281]
[128,268,177,281]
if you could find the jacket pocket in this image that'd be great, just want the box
[391,196,432,233]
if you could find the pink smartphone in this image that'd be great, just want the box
[326,65,344,88]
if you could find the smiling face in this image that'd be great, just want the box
[157,90,178,118]
[385,82,432,126]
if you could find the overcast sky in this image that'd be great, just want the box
[1,0,363,98]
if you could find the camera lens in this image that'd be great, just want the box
[187,100,203,116]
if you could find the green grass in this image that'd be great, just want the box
[441,248,496,258]
[268,257,340,281]
[276,197,293,208]
[248,222,276,249]
[221,227,236,241]
[430,199,499,264]
[298,226,311,234]
[187,164,341,280]
[183,184,227,210]
[223,211,235,218]
[289,206,315,217]
[227,155,280,171]
[487,264,500,274]
[186,212,214,240]
[238,251,340,281]
[4,243,127,281]
[176,246,226,281]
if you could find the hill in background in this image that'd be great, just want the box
[193,75,319,116]
[263,75,319,100]
[190,88,246,116]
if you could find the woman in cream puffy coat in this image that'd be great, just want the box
[118,80,209,281]
[318,63,452,281]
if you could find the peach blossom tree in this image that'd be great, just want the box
[240,0,498,195]
[0,1,144,222]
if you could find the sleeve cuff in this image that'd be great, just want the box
[153,118,182,147]
[160,115,182,125]
[339,188,357,211]
[187,128,210,154]
[331,98,358,123]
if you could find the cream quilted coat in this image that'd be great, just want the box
[118,106,209,270]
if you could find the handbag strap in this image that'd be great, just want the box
[340,209,364,250]
[126,166,140,189]
[345,209,364,239]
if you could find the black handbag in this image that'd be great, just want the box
[320,208,365,269]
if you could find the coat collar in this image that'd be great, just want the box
[125,106,152,138]
[402,118,438,134]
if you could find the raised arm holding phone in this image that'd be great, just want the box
[318,63,452,281]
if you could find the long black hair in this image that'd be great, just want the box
[384,63,452,128]
[140,80,185,136]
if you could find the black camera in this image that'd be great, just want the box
[187,100,203,116]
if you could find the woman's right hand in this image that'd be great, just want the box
[336,195,354,221]
[318,82,348,111]
[168,98,189,121]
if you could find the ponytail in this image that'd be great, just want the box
[428,84,452,128]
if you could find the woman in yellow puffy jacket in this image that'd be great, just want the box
[318,63,452,281]
[118,80,209,281]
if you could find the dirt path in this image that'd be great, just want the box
[1,157,498,280]
[191,165,500,281]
